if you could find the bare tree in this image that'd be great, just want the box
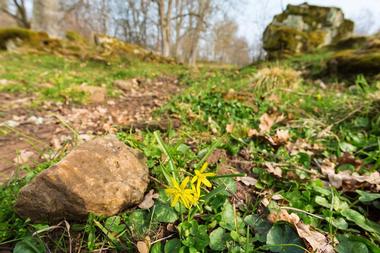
[187,0,211,66]
[1,0,30,28]
[153,0,173,57]
[60,0,111,39]
[112,0,153,47]
[33,0,62,36]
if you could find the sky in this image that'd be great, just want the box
[236,0,380,45]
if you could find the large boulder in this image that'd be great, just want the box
[15,134,149,222]
[328,33,380,76]
[263,3,354,59]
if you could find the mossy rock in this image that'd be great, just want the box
[263,25,308,59]
[331,36,368,50]
[65,31,88,45]
[263,3,354,59]
[0,28,49,50]
[330,49,380,75]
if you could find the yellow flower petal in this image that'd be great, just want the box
[200,162,209,172]
[171,177,180,188]
[203,178,212,187]
[172,194,180,207]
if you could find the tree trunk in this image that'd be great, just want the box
[188,0,211,66]
[32,0,62,36]
[156,0,173,57]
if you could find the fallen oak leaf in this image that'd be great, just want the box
[258,113,285,134]
[137,240,149,253]
[273,129,290,144]
[14,150,35,165]
[226,123,234,133]
[264,162,282,177]
[268,209,334,253]
[138,190,159,209]
[286,138,323,155]
[237,176,258,186]
[319,158,380,190]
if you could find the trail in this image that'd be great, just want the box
[0,76,181,184]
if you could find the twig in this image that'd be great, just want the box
[280,206,324,219]
[151,234,175,245]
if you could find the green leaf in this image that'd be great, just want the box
[266,223,304,253]
[219,200,243,232]
[341,209,380,235]
[325,217,348,230]
[125,210,149,238]
[209,227,230,251]
[337,235,369,253]
[315,196,331,208]
[338,234,380,253]
[339,142,357,153]
[105,216,126,234]
[164,238,182,253]
[150,242,163,253]
[356,190,380,203]
[153,202,178,223]
[315,196,349,211]
[14,236,45,253]
[178,221,209,251]
[244,214,272,242]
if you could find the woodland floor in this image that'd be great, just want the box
[1,49,380,253]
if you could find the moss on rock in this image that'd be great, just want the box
[0,28,50,50]
[263,3,354,59]
[330,49,380,75]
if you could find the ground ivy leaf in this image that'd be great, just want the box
[209,227,230,251]
[337,235,369,253]
[244,214,272,242]
[325,217,348,230]
[341,209,380,235]
[14,236,45,253]
[164,238,181,253]
[153,202,178,223]
[266,223,304,253]
[356,190,380,203]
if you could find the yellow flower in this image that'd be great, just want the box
[165,176,197,208]
[191,162,216,195]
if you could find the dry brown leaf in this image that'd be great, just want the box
[14,150,34,165]
[259,113,285,134]
[137,241,149,253]
[328,171,380,190]
[320,158,335,175]
[269,209,334,253]
[138,190,159,209]
[237,176,258,186]
[264,162,282,177]
[247,128,259,137]
[286,139,322,155]
[226,123,234,133]
[319,158,380,190]
[274,129,290,144]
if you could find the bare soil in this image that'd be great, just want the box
[0,76,181,184]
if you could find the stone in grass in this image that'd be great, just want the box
[76,85,107,103]
[15,134,149,222]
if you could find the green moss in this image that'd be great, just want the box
[65,31,87,44]
[332,49,380,75]
[335,20,354,42]
[308,31,326,47]
[263,25,308,58]
[0,28,49,50]
[331,36,368,50]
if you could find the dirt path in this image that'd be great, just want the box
[0,76,181,184]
